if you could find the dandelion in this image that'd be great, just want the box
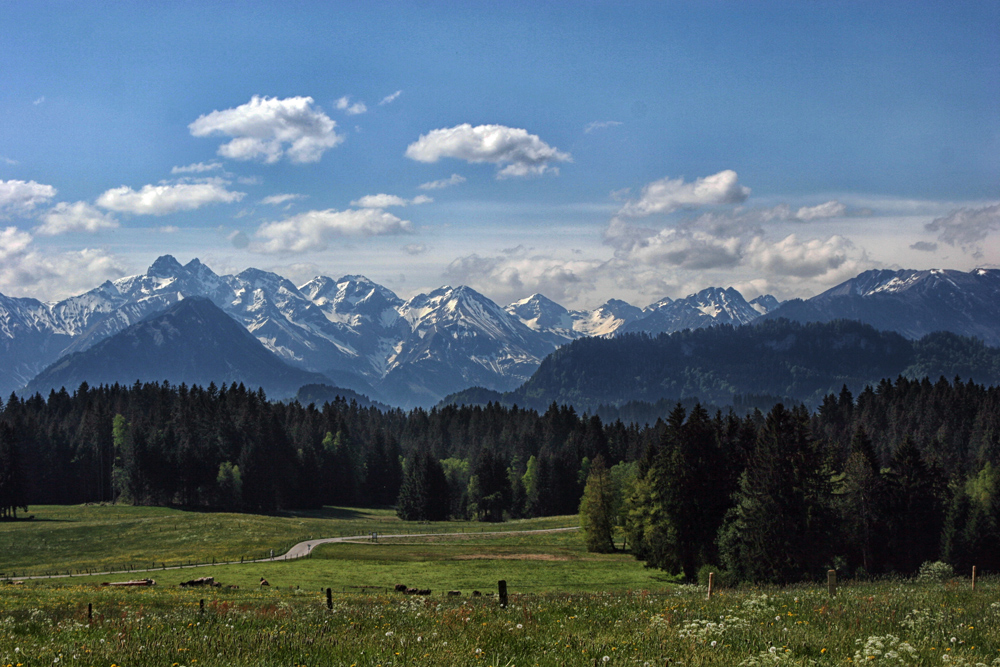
[516,623,523,629]
[710,641,717,647]
[385,631,393,637]
[602,657,610,663]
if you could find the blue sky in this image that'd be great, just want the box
[1,1,998,307]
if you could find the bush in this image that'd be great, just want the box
[916,560,954,583]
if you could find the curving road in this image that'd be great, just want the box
[9,526,579,582]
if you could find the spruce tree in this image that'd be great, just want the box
[579,455,616,553]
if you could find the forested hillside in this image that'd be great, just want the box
[1,375,998,579]
[509,319,1000,410]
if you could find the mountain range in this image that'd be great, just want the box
[1,257,997,407]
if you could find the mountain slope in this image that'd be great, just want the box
[622,286,768,335]
[24,297,329,398]
[765,268,1000,345]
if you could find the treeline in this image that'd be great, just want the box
[1,376,998,581]
[0,381,652,519]
[585,376,1000,582]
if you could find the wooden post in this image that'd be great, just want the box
[326,587,333,610]
[87,603,92,622]
[498,580,508,608]
[827,569,837,597]
[972,566,976,592]
[707,572,714,599]
[200,599,205,614]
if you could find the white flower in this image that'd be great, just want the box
[602,657,610,663]
[516,623,523,629]
[385,631,393,637]
[711,641,717,647]
[475,648,482,654]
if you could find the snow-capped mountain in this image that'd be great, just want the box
[765,268,1000,345]
[3,259,997,407]
[621,286,769,336]
[381,286,557,405]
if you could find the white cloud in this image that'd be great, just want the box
[444,252,605,305]
[36,202,119,235]
[351,193,433,208]
[158,226,179,234]
[96,182,245,215]
[584,120,622,134]
[189,95,344,164]
[0,226,33,261]
[746,234,856,279]
[261,193,306,206]
[0,179,57,217]
[418,173,466,190]
[335,96,367,115]
[618,170,750,217]
[795,200,847,221]
[33,96,45,106]
[925,204,1000,252]
[171,161,224,174]
[0,227,128,300]
[405,123,571,178]
[255,208,412,253]
[403,243,427,255]
[0,156,18,166]
[379,90,402,105]
[910,241,938,252]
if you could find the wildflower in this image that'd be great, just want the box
[516,623,523,629]
[710,641,717,647]
[602,657,610,663]
[385,631,393,637]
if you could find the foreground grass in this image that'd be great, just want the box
[0,578,996,666]
[0,505,576,578]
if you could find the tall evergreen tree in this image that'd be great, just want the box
[579,455,616,553]
[718,404,834,583]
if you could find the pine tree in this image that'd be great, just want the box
[718,404,834,583]
[579,455,616,553]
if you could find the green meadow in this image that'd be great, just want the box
[1,506,998,666]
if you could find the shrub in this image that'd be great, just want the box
[916,560,954,583]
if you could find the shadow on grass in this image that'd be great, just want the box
[278,506,383,520]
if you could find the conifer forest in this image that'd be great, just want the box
[1,374,998,583]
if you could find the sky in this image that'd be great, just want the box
[1,1,998,309]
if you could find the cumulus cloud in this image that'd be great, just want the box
[335,96,367,115]
[261,193,306,206]
[96,182,245,215]
[351,193,432,208]
[795,200,847,221]
[379,90,402,105]
[171,161,224,174]
[255,208,412,253]
[0,226,128,300]
[418,173,466,190]
[746,234,856,279]
[0,179,57,217]
[617,170,750,217]
[910,241,938,252]
[584,120,622,134]
[925,204,1000,253]
[444,252,605,305]
[36,202,119,235]
[189,95,344,164]
[405,124,571,178]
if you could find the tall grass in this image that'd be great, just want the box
[1,577,996,666]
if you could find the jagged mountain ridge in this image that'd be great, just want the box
[2,259,997,407]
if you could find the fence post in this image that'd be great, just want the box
[87,603,92,622]
[200,599,205,614]
[972,566,976,592]
[327,587,333,610]
[498,580,508,608]
[707,572,714,599]
[827,570,837,597]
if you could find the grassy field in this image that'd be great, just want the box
[2,506,998,666]
[0,505,577,579]
[0,577,996,666]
